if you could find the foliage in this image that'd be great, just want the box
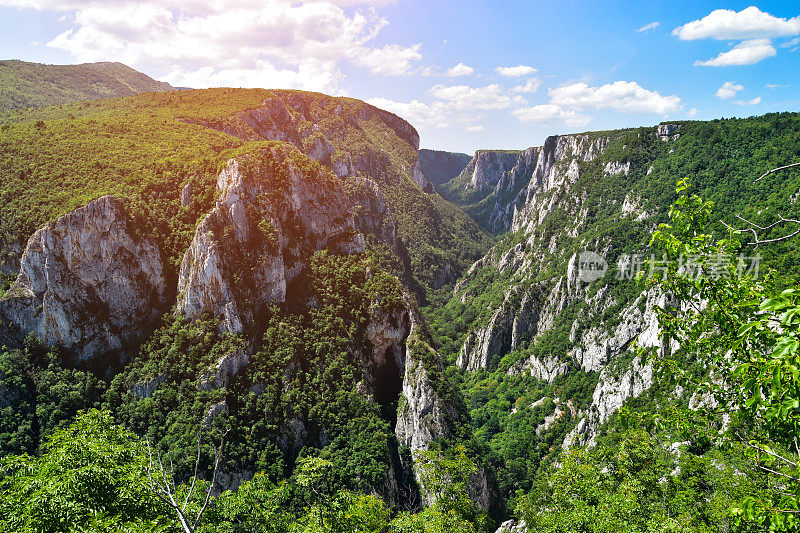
[640,178,800,530]
[0,409,172,532]
[517,431,765,533]
[0,59,173,112]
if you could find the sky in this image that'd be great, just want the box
[0,1,798,153]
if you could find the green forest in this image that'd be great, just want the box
[1,71,800,533]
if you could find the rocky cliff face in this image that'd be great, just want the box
[190,91,429,189]
[443,134,610,234]
[178,143,363,335]
[0,196,167,360]
[449,126,684,448]
[464,151,521,190]
[417,149,471,187]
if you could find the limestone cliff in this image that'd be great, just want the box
[449,126,683,449]
[177,143,363,335]
[0,196,167,360]
[417,149,471,188]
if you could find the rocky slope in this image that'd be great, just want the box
[0,196,167,360]
[177,143,363,335]
[0,138,497,511]
[418,148,472,188]
[182,91,491,290]
[440,125,687,450]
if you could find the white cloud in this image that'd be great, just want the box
[465,125,483,132]
[688,108,698,117]
[2,0,419,92]
[353,43,422,75]
[444,62,474,77]
[366,96,488,132]
[694,38,777,67]
[734,96,762,105]
[511,78,541,93]
[512,104,591,127]
[716,81,743,99]
[549,81,682,114]
[495,64,537,77]
[366,97,447,126]
[637,21,660,33]
[766,83,790,89]
[673,6,800,40]
[428,83,524,110]
[782,36,800,48]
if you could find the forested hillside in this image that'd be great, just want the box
[0,60,174,111]
[1,69,800,532]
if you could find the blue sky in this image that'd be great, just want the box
[1,1,798,153]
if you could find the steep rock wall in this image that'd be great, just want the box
[0,196,167,360]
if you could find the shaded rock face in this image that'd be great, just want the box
[0,196,167,360]
[178,145,363,335]
[412,160,434,193]
[465,151,520,190]
[417,149,471,187]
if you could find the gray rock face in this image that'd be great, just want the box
[464,151,521,190]
[345,176,399,249]
[512,134,610,232]
[395,314,459,454]
[177,145,363,335]
[412,160,434,193]
[657,123,681,141]
[0,196,167,360]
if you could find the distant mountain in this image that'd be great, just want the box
[418,148,471,187]
[0,60,174,111]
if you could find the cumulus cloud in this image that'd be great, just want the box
[1,0,420,92]
[716,81,744,99]
[637,21,660,33]
[688,108,698,117]
[444,62,474,77]
[549,81,683,114]
[511,78,541,93]
[428,83,524,110]
[495,65,537,77]
[512,104,591,127]
[694,39,777,67]
[734,96,762,105]
[366,97,448,126]
[353,43,422,75]
[465,125,483,132]
[673,6,800,40]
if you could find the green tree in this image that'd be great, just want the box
[644,177,800,530]
[0,409,172,532]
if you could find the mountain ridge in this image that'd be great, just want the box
[0,59,174,112]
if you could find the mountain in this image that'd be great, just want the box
[418,148,472,187]
[2,67,800,531]
[0,60,174,111]
[426,115,800,503]
[0,88,491,294]
[0,85,501,518]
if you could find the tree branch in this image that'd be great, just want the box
[755,162,800,183]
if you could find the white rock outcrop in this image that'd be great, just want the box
[177,145,363,335]
[0,195,167,360]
